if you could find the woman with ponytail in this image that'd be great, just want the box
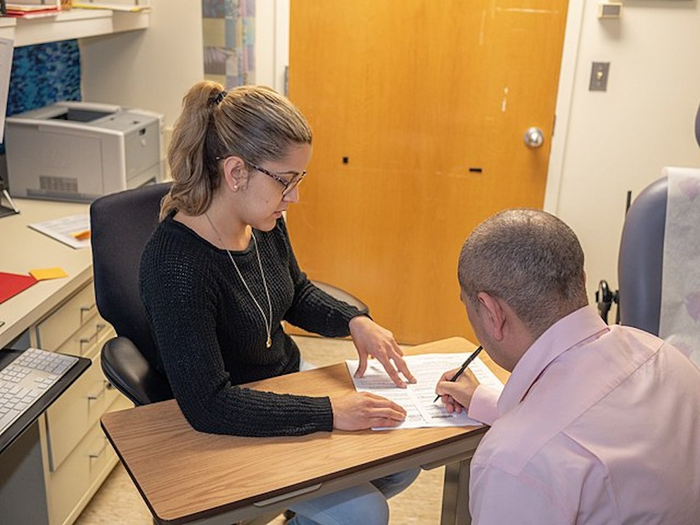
[139,82,419,525]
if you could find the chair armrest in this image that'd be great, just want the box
[101,336,173,406]
[311,280,369,316]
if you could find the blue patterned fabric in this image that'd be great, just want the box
[7,40,81,115]
[2,40,82,153]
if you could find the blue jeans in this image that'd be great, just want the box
[286,468,421,525]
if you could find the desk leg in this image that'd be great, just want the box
[440,459,471,525]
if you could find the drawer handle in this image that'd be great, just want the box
[80,323,105,348]
[80,304,97,322]
[88,383,106,402]
[80,331,99,345]
[89,440,108,460]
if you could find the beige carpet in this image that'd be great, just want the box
[75,336,445,525]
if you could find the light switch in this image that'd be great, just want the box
[598,2,622,18]
[590,62,610,92]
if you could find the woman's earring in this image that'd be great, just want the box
[232,167,242,191]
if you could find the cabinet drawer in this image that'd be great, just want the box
[46,353,109,471]
[37,285,98,351]
[55,316,114,360]
[47,421,117,525]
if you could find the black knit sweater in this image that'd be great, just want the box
[139,215,363,437]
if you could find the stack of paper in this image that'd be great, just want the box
[6,0,61,18]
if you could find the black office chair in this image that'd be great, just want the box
[90,182,368,407]
[91,182,174,406]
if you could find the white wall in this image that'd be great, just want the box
[255,0,289,93]
[547,0,700,301]
[80,0,204,132]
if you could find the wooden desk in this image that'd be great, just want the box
[102,337,508,525]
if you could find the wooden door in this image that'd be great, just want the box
[287,0,569,344]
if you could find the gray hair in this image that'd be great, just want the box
[458,209,588,339]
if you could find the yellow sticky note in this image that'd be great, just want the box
[29,267,69,281]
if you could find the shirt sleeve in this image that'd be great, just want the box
[467,385,501,425]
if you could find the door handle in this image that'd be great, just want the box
[524,127,544,148]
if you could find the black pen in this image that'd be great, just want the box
[434,346,484,402]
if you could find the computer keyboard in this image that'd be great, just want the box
[0,348,79,435]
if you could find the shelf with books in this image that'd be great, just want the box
[0,7,149,46]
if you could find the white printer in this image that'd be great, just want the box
[5,101,163,202]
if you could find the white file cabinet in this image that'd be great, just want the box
[32,281,132,525]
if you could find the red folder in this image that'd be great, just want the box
[0,272,38,304]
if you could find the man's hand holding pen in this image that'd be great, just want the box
[435,347,484,414]
[435,368,482,414]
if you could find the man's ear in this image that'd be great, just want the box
[477,292,506,341]
[222,156,246,192]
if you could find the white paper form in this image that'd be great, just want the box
[346,352,504,430]
[29,214,91,249]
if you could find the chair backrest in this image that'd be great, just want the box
[617,177,667,336]
[90,182,173,404]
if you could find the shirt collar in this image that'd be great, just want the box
[497,306,609,416]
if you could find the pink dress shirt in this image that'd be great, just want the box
[467,306,700,524]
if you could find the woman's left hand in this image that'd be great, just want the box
[349,316,417,388]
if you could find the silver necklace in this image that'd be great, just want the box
[204,212,274,349]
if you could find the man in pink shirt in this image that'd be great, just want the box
[436,209,700,524]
